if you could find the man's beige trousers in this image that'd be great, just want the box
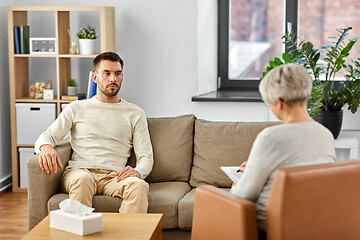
[61,168,149,213]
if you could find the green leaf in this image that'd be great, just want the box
[274,57,282,65]
[347,95,360,113]
[264,26,360,116]
[313,52,320,64]
[282,52,291,63]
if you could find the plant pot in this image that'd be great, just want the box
[78,39,95,55]
[67,86,78,96]
[313,110,343,139]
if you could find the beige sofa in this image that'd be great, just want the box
[28,114,278,230]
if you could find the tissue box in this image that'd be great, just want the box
[50,210,102,235]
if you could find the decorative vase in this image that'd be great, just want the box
[78,39,95,55]
[67,86,78,96]
[313,110,343,139]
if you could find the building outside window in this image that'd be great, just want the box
[298,0,360,78]
[222,0,360,89]
[229,0,283,80]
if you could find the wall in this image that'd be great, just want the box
[1,0,359,188]
[9,0,270,122]
[0,0,13,191]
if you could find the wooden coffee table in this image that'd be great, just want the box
[22,213,163,240]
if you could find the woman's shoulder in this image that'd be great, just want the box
[258,121,333,141]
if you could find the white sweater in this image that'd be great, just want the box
[35,97,153,179]
[230,121,336,231]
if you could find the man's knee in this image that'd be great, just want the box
[68,170,96,191]
[75,172,93,183]
[123,177,149,195]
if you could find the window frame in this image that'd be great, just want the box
[218,0,298,90]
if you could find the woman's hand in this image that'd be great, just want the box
[231,161,247,188]
[239,161,247,172]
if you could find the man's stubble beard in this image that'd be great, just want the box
[98,83,121,97]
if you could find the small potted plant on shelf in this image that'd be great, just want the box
[67,78,78,96]
[77,25,96,55]
[262,26,360,139]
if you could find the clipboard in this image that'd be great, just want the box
[221,166,242,183]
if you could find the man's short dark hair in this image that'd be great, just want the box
[93,52,124,71]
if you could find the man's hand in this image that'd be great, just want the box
[116,166,141,182]
[38,144,63,174]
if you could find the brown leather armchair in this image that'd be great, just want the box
[191,161,360,240]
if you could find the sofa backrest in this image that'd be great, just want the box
[190,119,281,188]
[128,114,196,183]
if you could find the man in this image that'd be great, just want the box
[35,52,153,213]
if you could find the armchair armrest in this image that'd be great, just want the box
[191,185,259,240]
[27,140,72,230]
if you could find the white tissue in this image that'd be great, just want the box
[59,199,95,216]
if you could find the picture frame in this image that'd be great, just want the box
[29,37,56,54]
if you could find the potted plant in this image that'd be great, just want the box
[262,27,360,138]
[67,78,78,96]
[77,25,96,55]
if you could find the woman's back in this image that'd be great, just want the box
[230,121,336,231]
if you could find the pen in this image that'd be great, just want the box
[235,169,241,173]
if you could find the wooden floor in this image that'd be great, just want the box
[0,189,28,240]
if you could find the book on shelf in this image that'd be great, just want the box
[19,25,30,54]
[87,71,97,98]
[61,93,86,100]
[13,27,20,54]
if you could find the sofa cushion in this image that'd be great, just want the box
[178,187,231,230]
[48,194,123,213]
[190,120,280,188]
[148,182,191,229]
[48,181,191,229]
[48,194,67,212]
[128,114,195,183]
[178,188,196,230]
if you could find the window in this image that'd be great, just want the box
[298,0,360,79]
[218,0,360,90]
[218,0,295,90]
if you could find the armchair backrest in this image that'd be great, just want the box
[267,161,360,240]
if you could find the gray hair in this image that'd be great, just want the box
[259,63,313,105]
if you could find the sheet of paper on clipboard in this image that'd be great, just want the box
[221,166,242,183]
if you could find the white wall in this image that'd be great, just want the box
[197,0,218,95]
[1,0,359,187]
[8,0,271,122]
[0,0,13,191]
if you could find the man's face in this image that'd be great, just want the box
[93,60,123,98]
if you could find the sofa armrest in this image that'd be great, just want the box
[191,185,259,240]
[27,140,72,230]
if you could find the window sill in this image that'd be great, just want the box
[192,89,262,102]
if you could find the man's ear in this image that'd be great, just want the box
[92,71,98,83]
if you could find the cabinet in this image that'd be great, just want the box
[8,6,115,192]
[334,137,359,162]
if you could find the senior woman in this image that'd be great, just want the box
[230,63,336,238]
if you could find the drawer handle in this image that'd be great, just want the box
[30,107,40,111]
